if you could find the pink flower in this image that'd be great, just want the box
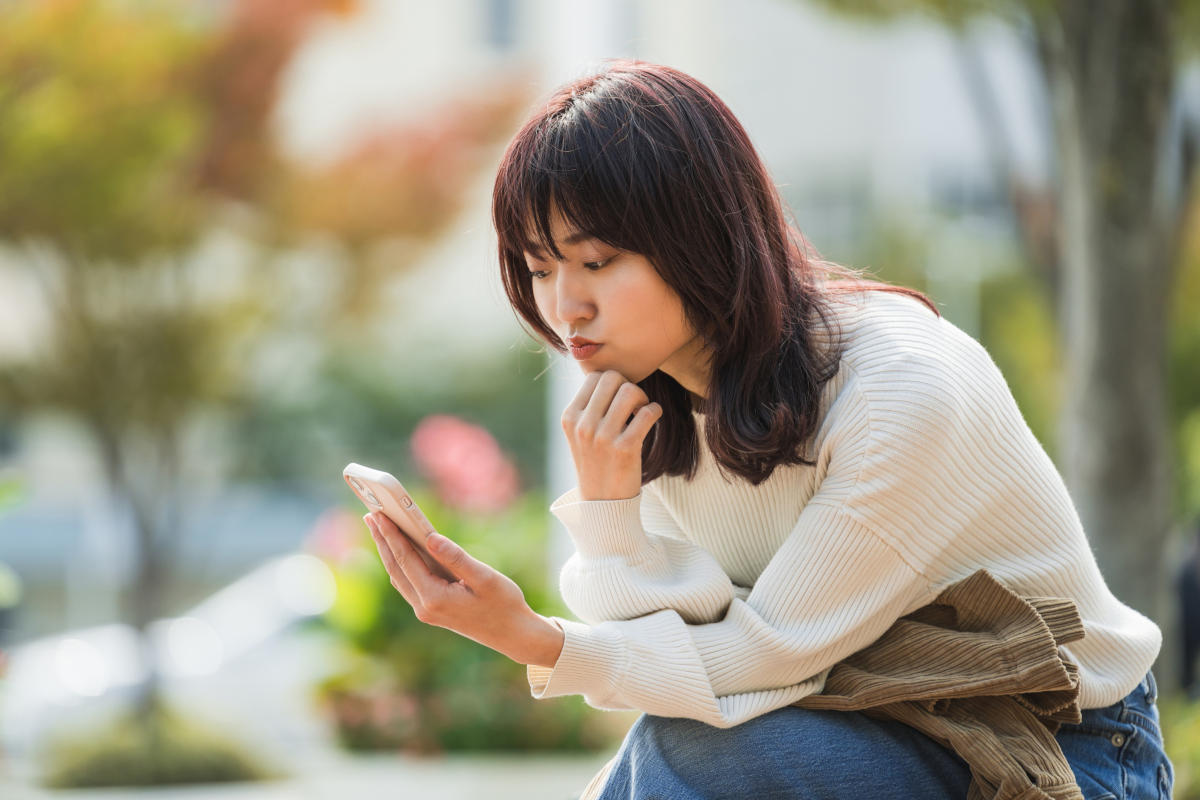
[305,507,366,564]
[410,415,520,513]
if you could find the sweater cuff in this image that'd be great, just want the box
[527,617,627,702]
[549,488,651,559]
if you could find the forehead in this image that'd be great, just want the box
[521,209,596,257]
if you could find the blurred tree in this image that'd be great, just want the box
[1173,200,1200,522]
[809,0,1197,631]
[0,0,528,771]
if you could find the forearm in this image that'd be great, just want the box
[511,613,565,668]
[553,490,734,625]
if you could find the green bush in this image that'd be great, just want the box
[1163,695,1200,798]
[312,489,631,754]
[38,703,282,788]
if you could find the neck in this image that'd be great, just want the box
[659,334,712,401]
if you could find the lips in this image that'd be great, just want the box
[569,342,601,360]
[567,336,601,360]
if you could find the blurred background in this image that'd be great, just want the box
[0,0,1199,797]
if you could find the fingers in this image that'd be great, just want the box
[422,532,494,588]
[563,369,651,441]
[616,399,663,447]
[580,371,631,431]
[366,515,419,604]
[368,511,494,595]
[366,512,514,634]
[596,382,654,441]
[367,512,443,603]
[562,371,604,425]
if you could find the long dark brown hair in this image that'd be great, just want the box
[492,59,939,486]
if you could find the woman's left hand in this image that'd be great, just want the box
[363,511,565,668]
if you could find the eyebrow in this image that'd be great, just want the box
[523,229,596,257]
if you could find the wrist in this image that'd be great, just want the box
[577,469,641,502]
[516,613,564,668]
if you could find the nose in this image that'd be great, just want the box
[555,268,595,327]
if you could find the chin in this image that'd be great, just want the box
[575,359,644,382]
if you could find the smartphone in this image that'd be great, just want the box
[342,462,457,582]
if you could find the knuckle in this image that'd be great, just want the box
[423,596,446,616]
[395,548,415,571]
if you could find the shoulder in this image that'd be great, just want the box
[830,289,1000,395]
[821,290,1014,443]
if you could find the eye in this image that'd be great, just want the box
[529,269,550,280]
[583,257,613,271]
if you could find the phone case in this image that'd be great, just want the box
[342,462,456,582]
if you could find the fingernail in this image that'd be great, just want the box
[427,532,446,552]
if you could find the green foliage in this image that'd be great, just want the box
[230,341,550,490]
[38,704,282,788]
[0,0,210,260]
[0,476,20,512]
[977,267,1060,454]
[1171,200,1200,523]
[1161,696,1200,798]
[313,489,629,753]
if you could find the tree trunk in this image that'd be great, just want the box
[1039,0,1176,632]
[94,424,171,740]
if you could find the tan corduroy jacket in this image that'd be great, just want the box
[581,569,1087,800]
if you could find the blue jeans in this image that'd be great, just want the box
[596,671,1173,799]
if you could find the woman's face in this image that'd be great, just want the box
[524,211,709,393]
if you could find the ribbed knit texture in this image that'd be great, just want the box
[528,289,1161,728]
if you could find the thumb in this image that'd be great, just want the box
[425,532,488,582]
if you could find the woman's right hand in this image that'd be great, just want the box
[562,370,663,501]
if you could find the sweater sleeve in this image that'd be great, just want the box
[551,485,736,626]
[530,367,940,724]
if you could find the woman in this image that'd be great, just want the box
[364,60,1171,799]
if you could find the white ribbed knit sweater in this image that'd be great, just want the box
[527,289,1161,729]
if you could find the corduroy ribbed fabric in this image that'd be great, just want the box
[795,569,1086,800]
[528,289,1161,729]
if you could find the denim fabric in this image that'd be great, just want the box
[1056,671,1174,800]
[595,671,1173,800]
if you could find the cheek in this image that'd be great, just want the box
[530,283,556,323]
[651,288,693,341]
